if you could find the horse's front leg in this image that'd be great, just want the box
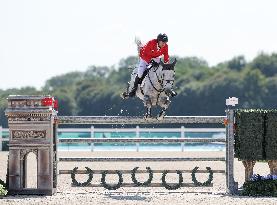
[144,107,152,119]
[157,96,170,120]
[143,95,152,119]
[157,108,166,120]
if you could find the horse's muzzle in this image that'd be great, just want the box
[165,89,173,96]
[165,89,177,97]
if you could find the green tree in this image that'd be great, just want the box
[227,55,246,71]
[43,72,84,91]
[251,53,277,77]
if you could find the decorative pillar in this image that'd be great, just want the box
[225,97,239,194]
[5,95,58,195]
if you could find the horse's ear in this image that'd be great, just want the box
[160,60,165,67]
[169,58,177,70]
[172,58,177,66]
[161,59,176,70]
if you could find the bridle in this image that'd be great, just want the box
[147,65,175,94]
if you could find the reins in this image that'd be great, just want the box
[147,66,165,93]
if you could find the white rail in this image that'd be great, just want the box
[57,127,225,133]
[58,116,226,124]
[57,127,225,152]
[0,127,225,151]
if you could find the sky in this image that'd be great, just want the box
[0,0,277,89]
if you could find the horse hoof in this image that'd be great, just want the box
[144,114,152,120]
[157,115,164,120]
[157,112,165,120]
[121,92,129,99]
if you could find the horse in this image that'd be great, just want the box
[122,58,177,120]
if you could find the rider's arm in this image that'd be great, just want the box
[144,41,169,63]
[163,45,169,63]
[149,45,169,63]
[143,40,164,58]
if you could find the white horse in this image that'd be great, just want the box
[122,58,177,119]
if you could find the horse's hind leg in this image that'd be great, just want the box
[121,83,130,99]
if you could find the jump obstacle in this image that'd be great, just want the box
[4,95,238,195]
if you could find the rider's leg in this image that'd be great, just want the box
[138,58,160,84]
[128,75,140,97]
[139,68,149,84]
[137,59,148,79]
[129,59,148,97]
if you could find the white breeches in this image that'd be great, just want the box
[137,59,148,78]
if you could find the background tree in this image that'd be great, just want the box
[1,53,277,127]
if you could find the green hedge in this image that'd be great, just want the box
[242,179,277,197]
[235,109,277,160]
[0,179,7,196]
[235,110,265,160]
[265,111,277,160]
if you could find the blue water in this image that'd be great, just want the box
[58,131,226,152]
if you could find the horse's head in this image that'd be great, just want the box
[160,58,177,96]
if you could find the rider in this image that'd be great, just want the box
[128,33,174,97]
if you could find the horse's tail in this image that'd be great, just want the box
[134,36,142,47]
[134,36,143,56]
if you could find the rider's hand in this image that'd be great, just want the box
[150,60,159,67]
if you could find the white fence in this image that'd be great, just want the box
[0,126,225,151]
[58,126,225,152]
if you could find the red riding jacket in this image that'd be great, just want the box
[139,39,169,63]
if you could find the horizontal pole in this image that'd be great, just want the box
[0,128,226,133]
[59,157,226,162]
[1,128,226,133]
[59,169,225,174]
[57,128,226,133]
[71,183,213,187]
[5,108,54,114]
[59,138,226,143]
[58,116,226,125]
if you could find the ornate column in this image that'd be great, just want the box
[5,95,58,195]
[225,108,238,194]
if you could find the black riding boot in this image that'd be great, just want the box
[139,69,148,84]
[128,76,141,97]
